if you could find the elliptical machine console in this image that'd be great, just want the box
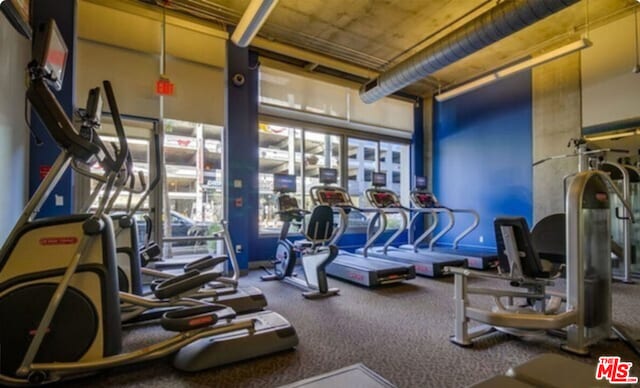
[261,173,339,299]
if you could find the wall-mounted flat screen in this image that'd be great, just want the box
[372,172,386,187]
[34,20,68,91]
[273,173,296,193]
[319,168,338,184]
[415,176,427,190]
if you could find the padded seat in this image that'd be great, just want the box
[507,354,611,388]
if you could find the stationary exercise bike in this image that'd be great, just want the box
[261,174,339,299]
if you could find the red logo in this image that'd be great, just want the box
[39,237,78,246]
[468,258,482,267]
[39,165,51,179]
[415,265,432,275]
[596,356,638,384]
[348,272,365,281]
[189,316,213,327]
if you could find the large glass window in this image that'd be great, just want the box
[380,141,411,229]
[258,124,303,234]
[162,119,224,257]
[347,138,413,231]
[348,138,378,207]
[380,141,410,203]
[82,116,152,209]
[303,131,341,210]
[257,120,410,234]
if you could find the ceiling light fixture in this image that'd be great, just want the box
[435,38,592,102]
[231,0,279,48]
[433,74,498,102]
[584,128,639,142]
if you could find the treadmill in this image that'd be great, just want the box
[405,176,497,270]
[354,172,466,277]
[309,168,416,287]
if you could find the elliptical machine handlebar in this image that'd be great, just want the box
[101,80,129,175]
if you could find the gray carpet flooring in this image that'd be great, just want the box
[64,269,640,388]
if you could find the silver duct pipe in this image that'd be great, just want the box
[359,0,580,103]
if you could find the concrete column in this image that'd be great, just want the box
[532,53,581,222]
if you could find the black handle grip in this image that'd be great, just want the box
[615,207,631,220]
[102,80,129,173]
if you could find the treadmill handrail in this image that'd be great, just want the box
[363,187,410,254]
[405,207,434,244]
[410,190,480,250]
[418,208,454,251]
[326,204,388,256]
[310,184,388,256]
[381,208,408,254]
[442,208,480,249]
[359,206,387,257]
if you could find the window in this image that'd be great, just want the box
[258,123,343,234]
[258,66,414,236]
[347,138,378,207]
[258,124,303,234]
[364,169,374,182]
[162,119,224,257]
[256,123,411,234]
[303,131,341,210]
[380,141,410,204]
[82,117,153,212]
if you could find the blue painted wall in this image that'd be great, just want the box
[29,0,76,217]
[432,71,532,249]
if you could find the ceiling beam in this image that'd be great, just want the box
[252,36,379,80]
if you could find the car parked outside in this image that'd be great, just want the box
[136,211,214,247]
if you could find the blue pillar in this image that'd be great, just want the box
[225,43,259,271]
[410,98,425,234]
[411,97,424,179]
[29,0,76,217]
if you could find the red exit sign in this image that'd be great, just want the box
[156,78,174,96]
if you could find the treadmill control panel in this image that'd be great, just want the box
[368,190,401,208]
[317,189,350,207]
[412,192,438,208]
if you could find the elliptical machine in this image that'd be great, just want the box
[0,20,298,385]
[261,173,339,299]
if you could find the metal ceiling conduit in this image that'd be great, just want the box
[359,0,580,104]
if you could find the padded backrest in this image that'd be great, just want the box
[305,205,334,244]
[531,213,565,264]
[278,194,300,212]
[494,217,547,278]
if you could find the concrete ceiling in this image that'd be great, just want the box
[147,0,638,98]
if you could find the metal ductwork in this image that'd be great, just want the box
[359,0,580,104]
